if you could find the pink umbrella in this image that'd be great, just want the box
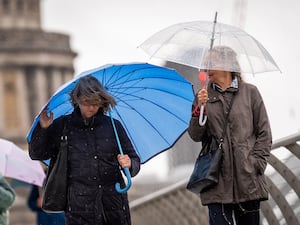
[0,138,45,187]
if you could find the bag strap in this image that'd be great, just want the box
[60,117,68,144]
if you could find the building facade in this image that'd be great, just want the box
[0,0,76,147]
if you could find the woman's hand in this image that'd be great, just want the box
[39,110,53,129]
[197,88,208,106]
[117,154,131,168]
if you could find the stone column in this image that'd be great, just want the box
[34,68,48,113]
[51,68,64,94]
[0,71,4,133]
[63,69,74,83]
[16,68,30,135]
[0,68,20,137]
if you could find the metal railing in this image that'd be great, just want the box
[130,132,300,225]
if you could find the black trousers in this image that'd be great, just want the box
[207,200,260,225]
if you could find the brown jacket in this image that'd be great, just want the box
[188,80,272,205]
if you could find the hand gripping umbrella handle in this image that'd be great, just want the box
[198,105,207,126]
[109,111,132,193]
[198,72,208,126]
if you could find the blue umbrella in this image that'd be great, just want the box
[27,62,194,192]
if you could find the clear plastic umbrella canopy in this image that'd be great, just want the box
[140,20,281,75]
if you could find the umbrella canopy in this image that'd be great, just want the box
[27,63,194,164]
[139,20,281,75]
[0,138,45,187]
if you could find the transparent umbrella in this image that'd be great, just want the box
[140,13,280,75]
[140,12,281,125]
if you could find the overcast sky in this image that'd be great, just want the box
[41,0,300,141]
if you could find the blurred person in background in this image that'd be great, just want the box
[27,183,65,225]
[0,175,16,225]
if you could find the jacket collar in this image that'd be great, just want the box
[70,107,106,128]
[208,78,240,103]
[212,77,239,93]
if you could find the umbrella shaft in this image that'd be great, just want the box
[210,11,218,49]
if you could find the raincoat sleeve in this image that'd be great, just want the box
[250,86,272,175]
[29,117,64,161]
[187,99,208,142]
[0,176,15,212]
[115,120,141,177]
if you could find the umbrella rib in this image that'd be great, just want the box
[230,31,256,75]
[102,66,188,90]
[142,27,185,59]
[111,109,142,160]
[112,86,192,104]
[113,89,189,141]
[113,105,173,155]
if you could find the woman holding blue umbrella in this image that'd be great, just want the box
[29,76,140,225]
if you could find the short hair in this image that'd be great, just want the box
[70,75,116,113]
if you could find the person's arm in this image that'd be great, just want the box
[0,176,15,212]
[29,113,64,161]
[188,104,208,142]
[251,87,272,175]
[27,185,40,212]
[116,120,141,177]
[187,89,209,142]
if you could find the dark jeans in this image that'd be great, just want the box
[207,200,260,225]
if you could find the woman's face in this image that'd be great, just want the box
[207,69,229,85]
[78,97,101,119]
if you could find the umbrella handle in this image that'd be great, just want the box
[198,105,207,126]
[109,111,132,193]
[115,167,132,193]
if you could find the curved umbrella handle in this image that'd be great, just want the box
[109,111,132,193]
[115,167,132,193]
[198,105,207,126]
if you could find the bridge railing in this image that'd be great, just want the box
[130,132,300,225]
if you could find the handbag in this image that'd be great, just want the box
[186,135,223,193]
[42,119,68,213]
[187,94,235,194]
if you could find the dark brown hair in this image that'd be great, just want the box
[70,75,116,113]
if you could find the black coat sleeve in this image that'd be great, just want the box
[29,116,65,161]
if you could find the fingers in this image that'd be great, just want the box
[117,154,131,168]
[197,88,208,106]
[39,110,53,129]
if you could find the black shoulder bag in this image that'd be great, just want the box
[187,94,235,194]
[42,119,68,213]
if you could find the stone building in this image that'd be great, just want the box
[0,1,76,224]
[0,0,76,148]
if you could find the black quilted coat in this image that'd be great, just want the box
[29,108,141,225]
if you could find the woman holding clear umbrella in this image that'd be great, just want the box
[188,46,272,225]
